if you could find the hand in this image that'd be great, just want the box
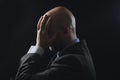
[36,15,56,49]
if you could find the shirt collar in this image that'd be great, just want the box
[66,38,80,48]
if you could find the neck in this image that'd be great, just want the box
[58,36,78,52]
[65,34,77,46]
[50,34,77,52]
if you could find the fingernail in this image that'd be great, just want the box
[43,15,46,17]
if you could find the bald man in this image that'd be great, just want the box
[15,7,96,80]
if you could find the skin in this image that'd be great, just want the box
[36,6,78,51]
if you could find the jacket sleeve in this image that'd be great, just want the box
[15,53,82,80]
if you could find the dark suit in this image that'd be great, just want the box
[15,40,96,80]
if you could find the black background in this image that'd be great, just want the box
[0,0,120,80]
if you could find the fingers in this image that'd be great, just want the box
[37,15,49,31]
[40,15,49,31]
[44,17,52,33]
[36,14,56,47]
[37,16,43,30]
[38,15,53,35]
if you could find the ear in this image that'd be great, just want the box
[63,26,69,34]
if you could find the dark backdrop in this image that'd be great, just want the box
[0,0,120,80]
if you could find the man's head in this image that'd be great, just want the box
[43,6,77,51]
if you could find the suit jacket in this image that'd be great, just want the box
[15,40,96,80]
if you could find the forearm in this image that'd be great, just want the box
[15,46,46,80]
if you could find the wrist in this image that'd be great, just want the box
[36,43,46,49]
[27,45,44,56]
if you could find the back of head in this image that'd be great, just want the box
[45,6,76,33]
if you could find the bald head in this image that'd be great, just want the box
[42,7,77,51]
[44,6,76,33]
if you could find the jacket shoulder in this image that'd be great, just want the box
[51,54,84,70]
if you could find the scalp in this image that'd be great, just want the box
[44,6,76,32]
